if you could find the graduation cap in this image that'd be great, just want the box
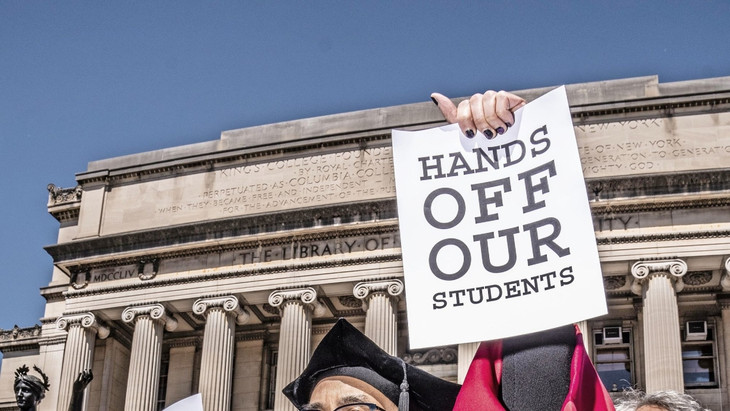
[283,319,461,411]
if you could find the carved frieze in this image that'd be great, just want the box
[683,271,713,286]
[338,296,362,309]
[603,275,627,291]
[0,325,41,342]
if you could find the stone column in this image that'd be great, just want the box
[457,342,480,384]
[269,288,325,411]
[56,312,110,411]
[353,279,403,355]
[631,259,686,393]
[576,320,592,353]
[122,303,178,411]
[193,295,250,411]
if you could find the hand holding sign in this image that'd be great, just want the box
[431,90,526,139]
[393,87,606,348]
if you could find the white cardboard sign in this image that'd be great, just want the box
[392,87,607,349]
[163,394,203,411]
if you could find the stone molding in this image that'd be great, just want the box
[165,336,202,348]
[121,303,178,332]
[268,287,326,317]
[235,331,268,342]
[0,324,41,342]
[631,259,688,295]
[192,295,250,325]
[353,279,404,311]
[46,202,399,263]
[64,254,401,299]
[56,312,110,339]
[597,228,730,246]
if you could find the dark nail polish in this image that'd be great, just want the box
[484,129,494,139]
[496,127,505,135]
[465,129,475,138]
[505,122,512,128]
[431,97,438,106]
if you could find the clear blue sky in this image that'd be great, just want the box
[1,1,728,333]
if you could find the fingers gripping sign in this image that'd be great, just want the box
[431,90,526,139]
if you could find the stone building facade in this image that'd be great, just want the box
[1,75,730,410]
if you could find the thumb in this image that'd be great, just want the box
[430,92,458,124]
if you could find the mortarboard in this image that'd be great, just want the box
[283,318,461,411]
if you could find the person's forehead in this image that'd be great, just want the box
[310,376,395,408]
[636,405,668,411]
[313,376,380,399]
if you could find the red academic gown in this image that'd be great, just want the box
[453,325,615,411]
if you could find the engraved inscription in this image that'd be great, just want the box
[86,233,401,284]
[575,113,730,178]
[103,147,396,234]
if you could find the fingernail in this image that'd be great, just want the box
[431,97,438,106]
[505,122,512,128]
[465,129,475,138]
[496,127,505,135]
[484,129,494,139]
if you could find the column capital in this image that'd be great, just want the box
[353,279,404,300]
[192,295,250,325]
[631,259,688,280]
[122,303,178,332]
[56,312,110,339]
[631,259,687,293]
[268,287,326,317]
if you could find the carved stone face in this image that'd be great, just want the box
[14,381,40,410]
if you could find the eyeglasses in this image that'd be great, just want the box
[301,403,387,411]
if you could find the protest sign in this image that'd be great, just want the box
[392,87,606,348]
[163,394,203,411]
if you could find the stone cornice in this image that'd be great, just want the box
[63,253,401,299]
[45,202,399,266]
[121,303,178,332]
[80,76,730,182]
[589,191,730,214]
[40,284,67,302]
[597,228,730,245]
[586,170,730,202]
